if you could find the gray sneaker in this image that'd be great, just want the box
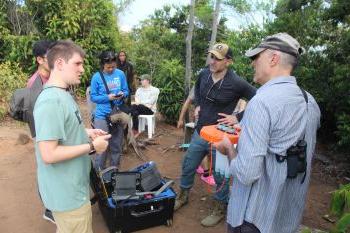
[201,201,226,227]
[43,209,55,224]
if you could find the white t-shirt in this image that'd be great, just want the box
[135,85,160,112]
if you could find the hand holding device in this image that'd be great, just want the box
[115,91,124,99]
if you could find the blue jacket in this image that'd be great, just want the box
[90,69,129,119]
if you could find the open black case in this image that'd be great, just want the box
[90,162,176,233]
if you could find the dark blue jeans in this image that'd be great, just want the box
[180,130,229,203]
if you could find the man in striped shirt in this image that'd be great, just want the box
[216,33,321,233]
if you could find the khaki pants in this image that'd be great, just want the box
[52,202,93,233]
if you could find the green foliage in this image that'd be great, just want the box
[330,183,350,233]
[331,183,350,216]
[224,0,252,14]
[131,2,228,77]
[1,34,38,73]
[300,228,312,233]
[129,2,229,122]
[336,113,350,148]
[0,61,28,120]
[153,59,185,124]
[267,0,350,150]
[323,0,350,24]
[0,1,10,59]
[0,2,35,69]
[226,26,267,84]
[0,0,348,152]
[334,213,350,233]
[25,0,121,88]
[195,0,213,26]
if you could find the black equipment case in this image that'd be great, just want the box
[90,165,176,233]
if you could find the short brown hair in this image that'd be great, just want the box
[46,40,85,70]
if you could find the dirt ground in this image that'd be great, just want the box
[0,100,339,233]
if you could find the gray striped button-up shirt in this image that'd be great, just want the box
[227,76,321,233]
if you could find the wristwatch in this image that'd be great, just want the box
[89,140,96,155]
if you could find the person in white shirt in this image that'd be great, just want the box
[130,74,160,136]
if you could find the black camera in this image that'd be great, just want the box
[286,140,307,179]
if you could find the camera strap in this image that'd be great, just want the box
[275,86,308,183]
[98,71,115,110]
[299,87,308,183]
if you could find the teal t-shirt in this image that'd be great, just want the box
[34,86,91,212]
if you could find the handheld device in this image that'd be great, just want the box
[200,124,240,144]
[200,124,241,178]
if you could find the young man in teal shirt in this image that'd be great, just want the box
[34,40,111,233]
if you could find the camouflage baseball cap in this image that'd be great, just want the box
[245,33,304,58]
[208,43,233,60]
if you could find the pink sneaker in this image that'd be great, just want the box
[201,174,216,186]
[196,165,204,174]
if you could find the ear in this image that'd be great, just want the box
[55,57,64,71]
[226,59,233,66]
[270,52,279,67]
[36,56,44,65]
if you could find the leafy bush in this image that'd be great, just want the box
[336,114,350,148]
[0,61,28,119]
[330,183,350,233]
[1,34,38,73]
[153,59,185,124]
[226,27,267,84]
[22,0,121,90]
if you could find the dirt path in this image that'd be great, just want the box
[0,101,337,233]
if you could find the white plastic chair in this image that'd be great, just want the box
[138,114,156,139]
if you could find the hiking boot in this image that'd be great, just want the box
[43,209,55,224]
[174,188,189,211]
[201,201,226,227]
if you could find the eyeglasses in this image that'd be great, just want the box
[250,53,261,61]
[210,54,224,61]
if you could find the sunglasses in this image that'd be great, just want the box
[205,74,224,102]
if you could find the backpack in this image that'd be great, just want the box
[9,76,43,137]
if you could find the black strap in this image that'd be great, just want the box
[275,86,309,184]
[43,86,68,91]
[99,71,114,109]
[299,87,308,141]
[296,87,308,184]
[299,87,308,104]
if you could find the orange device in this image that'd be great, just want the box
[200,124,240,144]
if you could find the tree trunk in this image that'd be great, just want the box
[185,0,195,98]
[183,0,195,130]
[205,0,221,65]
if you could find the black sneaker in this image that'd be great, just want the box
[43,209,55,224]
